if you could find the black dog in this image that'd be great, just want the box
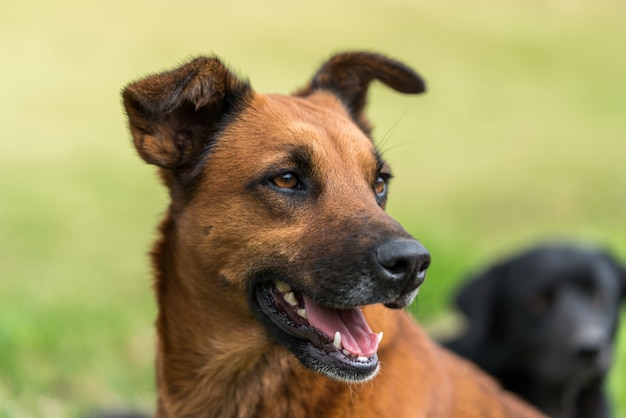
[444,244,626,418]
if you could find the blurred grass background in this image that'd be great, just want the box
[1,0,625,416]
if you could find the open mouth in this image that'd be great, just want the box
[254,280,383,382]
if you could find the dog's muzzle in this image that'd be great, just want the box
[251,237,430,383]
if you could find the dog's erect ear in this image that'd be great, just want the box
[122,56,252,169]
[295,52,425,135]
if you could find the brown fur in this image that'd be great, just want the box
[122,52,545,418]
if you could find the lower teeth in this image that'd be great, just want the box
[333,331,342,349]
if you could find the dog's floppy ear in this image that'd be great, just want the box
[295,52,425,135]
[607,254,626,301]
[599,250,626,301]
[451,263,507,351]
[122,56,252,169]
[618,260,626,301]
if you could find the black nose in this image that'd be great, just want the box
[375,239,430,291]
[573,329,607,361]
[576,344,601,361]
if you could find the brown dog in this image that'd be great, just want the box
[122,52,545,418]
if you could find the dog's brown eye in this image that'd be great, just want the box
[374,176,387,196]
[272,172,301,190]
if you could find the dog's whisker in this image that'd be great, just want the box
[375,107,411,155]
[378,139,424,156]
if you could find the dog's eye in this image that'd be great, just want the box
[591,289,606,306]
[529,289,555,314]
[374,176,387,197]
[271,172,303,190]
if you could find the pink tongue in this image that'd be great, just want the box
[302,295,379,357]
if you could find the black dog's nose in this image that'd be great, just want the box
[375,239,430,291]
[576,344,601,361]
[574,332,607,361]
[573,328,607,361]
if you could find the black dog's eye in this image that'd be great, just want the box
[591,289,606,306]
[529,289,555,314]
[271,172,304,191]
[374,176,387,197]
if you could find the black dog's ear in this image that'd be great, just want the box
[452,263,507,351]
[607,255,626,301]
[599,250,626,301]
[295,51,426,136]
[618,261,626,301]
[122,56,252,169]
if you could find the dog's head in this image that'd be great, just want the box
[123,52,430,382]
[452,244,625,387]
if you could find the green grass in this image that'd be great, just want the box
[1,0,625,416]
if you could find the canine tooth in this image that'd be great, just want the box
[284,292,298,306]
[296,308,307,319]
[357,356,368,362]
[342,349,350,356]
[377,332,384,344]
[333,331,342,349]
[275,281,291,292]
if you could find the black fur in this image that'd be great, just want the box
[444,244,626,418]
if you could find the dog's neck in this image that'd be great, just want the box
[151,216,353,418]
[501,371,604,418]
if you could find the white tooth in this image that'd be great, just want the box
[377,332,384,344]
[275,281,291,292]
[342,349,350,356]
[296,308,307,319]
[284,292,298,306]
[333,331,342,349]
[357,356,368,362]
